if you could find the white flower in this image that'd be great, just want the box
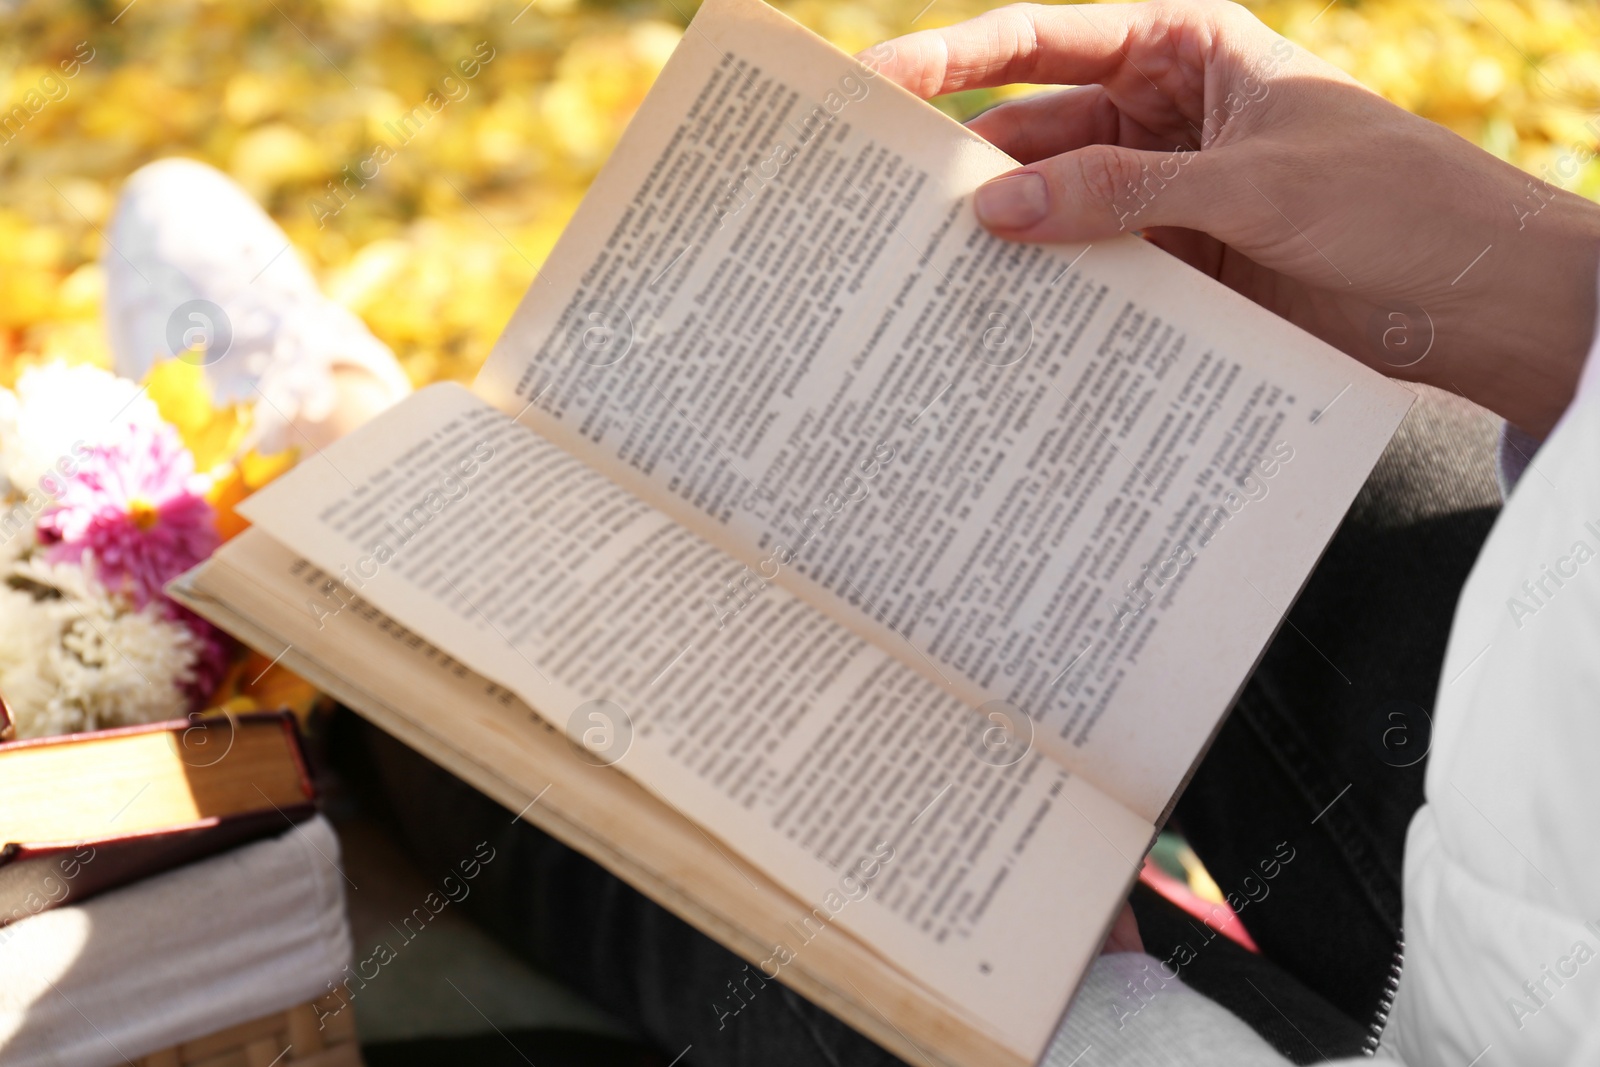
[0,584,58,734]
[0,559,199,739]
[0,504,34,566]
[0,361,163,498]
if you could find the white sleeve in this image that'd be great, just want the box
[1386,263,1600,1066]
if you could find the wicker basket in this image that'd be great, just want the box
[134,993,362,1067]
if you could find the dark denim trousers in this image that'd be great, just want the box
[341,387,1503,1065]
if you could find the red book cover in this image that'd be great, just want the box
[0,711,318,929]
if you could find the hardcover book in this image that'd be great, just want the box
[0,710,316,929]
[170,0,1412,1062]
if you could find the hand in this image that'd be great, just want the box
[869,1,1600,437]
[1103,901,1144,954]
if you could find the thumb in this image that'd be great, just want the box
[974,144,1237,242]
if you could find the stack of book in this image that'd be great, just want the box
[0,704,318,924]
[0,703,356,1067]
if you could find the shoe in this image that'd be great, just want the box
[104,158,411,451]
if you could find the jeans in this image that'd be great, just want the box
[339,386,1503,1065]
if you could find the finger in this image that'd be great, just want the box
[969,86,1118,163]
[864,2,1167,100]
[969,85,1177,163]
[973,142,1250,244]
[1100,901,1143,955]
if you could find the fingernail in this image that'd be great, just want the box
[975,172,1048,229]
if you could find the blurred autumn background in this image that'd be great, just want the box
[2,0,1599,391]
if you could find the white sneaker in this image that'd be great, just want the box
[105,158,411,451]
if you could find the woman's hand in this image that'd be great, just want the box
[1103,901,1144,954]
[869,1,1600,437]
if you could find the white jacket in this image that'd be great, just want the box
[1046,311,1600,1066]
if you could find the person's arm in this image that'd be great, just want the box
[868,0,1600,438]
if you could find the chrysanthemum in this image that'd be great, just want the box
[36,420,219,609]
[0,362,163,498]
[0,560,204,739]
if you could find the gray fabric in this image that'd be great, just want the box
[1348,384,1501,527]
[1044,955,1387,1067]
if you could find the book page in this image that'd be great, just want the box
[172,534,1023,1067]
[237,383,1150,1056]
[473,0,1413,822]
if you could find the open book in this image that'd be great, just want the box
[171,0,1412,1062]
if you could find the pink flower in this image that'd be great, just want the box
[38,422,220,609]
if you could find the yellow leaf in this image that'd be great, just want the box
[144,359,253,473]
[240,447,298,488]
[205,654,324,725]
[208,446,298,541]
